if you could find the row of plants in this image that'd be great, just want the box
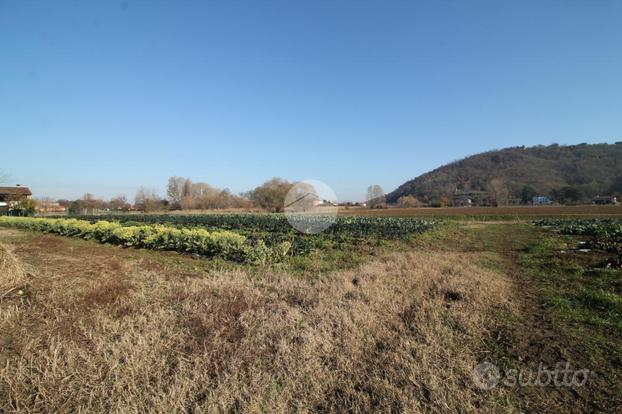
[534,218,622,268]
[534,218,622,251]
[56,213,438,239]
[0,217,291,264]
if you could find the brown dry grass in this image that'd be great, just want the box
[0,243,29,299]
[0,229,518,413]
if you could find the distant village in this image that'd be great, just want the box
[450,189,619,208]
[0,184,619,217]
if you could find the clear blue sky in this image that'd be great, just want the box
[1,0,621,202]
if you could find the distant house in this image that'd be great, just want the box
[452,196,472,207]
[35,201,67,214]
[532,196,552,206]
[452,190,495,207]
[315,199,337,207]
[0,186,32,213]
[592,195,619,205]
[0,186,32,202]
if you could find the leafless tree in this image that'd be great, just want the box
[167,176,252,210]
[167,176,186,209]
[489,178,509,206]
[366,185,386,208]
[135,187,162,213]
[109,195,131,211]
[80,193,104,215]
[397,195,422,208]
[36,197,56,215]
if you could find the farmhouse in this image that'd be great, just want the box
[532,196,552,206]
[0,186,32,213]
[315,199,337,207]
[452,196,472,207]
[592,195,619,205]
[452,190,495,207]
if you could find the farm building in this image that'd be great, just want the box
[0,186,32,213]
[452,190,495,207]
[532,196,552,206]
[592,195,619,205]
[452,196,472,207]
[0,186,32,202]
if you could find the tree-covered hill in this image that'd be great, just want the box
[386,142,622,205]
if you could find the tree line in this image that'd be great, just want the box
[55,177,317,214]
[51,178,392,214]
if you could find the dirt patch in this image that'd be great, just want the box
[444,290,463,302]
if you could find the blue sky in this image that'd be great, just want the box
[1,0,621,201]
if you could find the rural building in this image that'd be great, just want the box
[452,196,472,207]
[0,186,32,213]
[532,196,552,206]
[452,190,495,207]
[36,201,67,214]
[592,195,619,205]
[0,186,32,202]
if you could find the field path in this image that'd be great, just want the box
[444,222,620,413]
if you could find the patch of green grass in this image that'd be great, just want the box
[542,294,573,310]
[518,233,622,367]
[582,268,622,293]
[286,239,386,276]
[576,289,622,314]
[476,253,505,273]
[409,221,510,252]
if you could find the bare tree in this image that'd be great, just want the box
[489,178,508,206]
[36,197,56,215]
[80,193,104,215]
[182,178,192,198]
[135,187,162,213]
[397,195,422,208]
[167,177,186,209]
[109,195,131,211]
[168,176,253,211]
[193,182,219,209]
[366,185,386,208]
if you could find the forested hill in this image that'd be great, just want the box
[386,142,622,204]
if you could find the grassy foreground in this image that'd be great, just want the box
[0,221,620,412]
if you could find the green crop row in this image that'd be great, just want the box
[58,213,438,239]
[0,217,290,264]
[534,218,622,252]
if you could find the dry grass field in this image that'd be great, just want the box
[0,220,620,413]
